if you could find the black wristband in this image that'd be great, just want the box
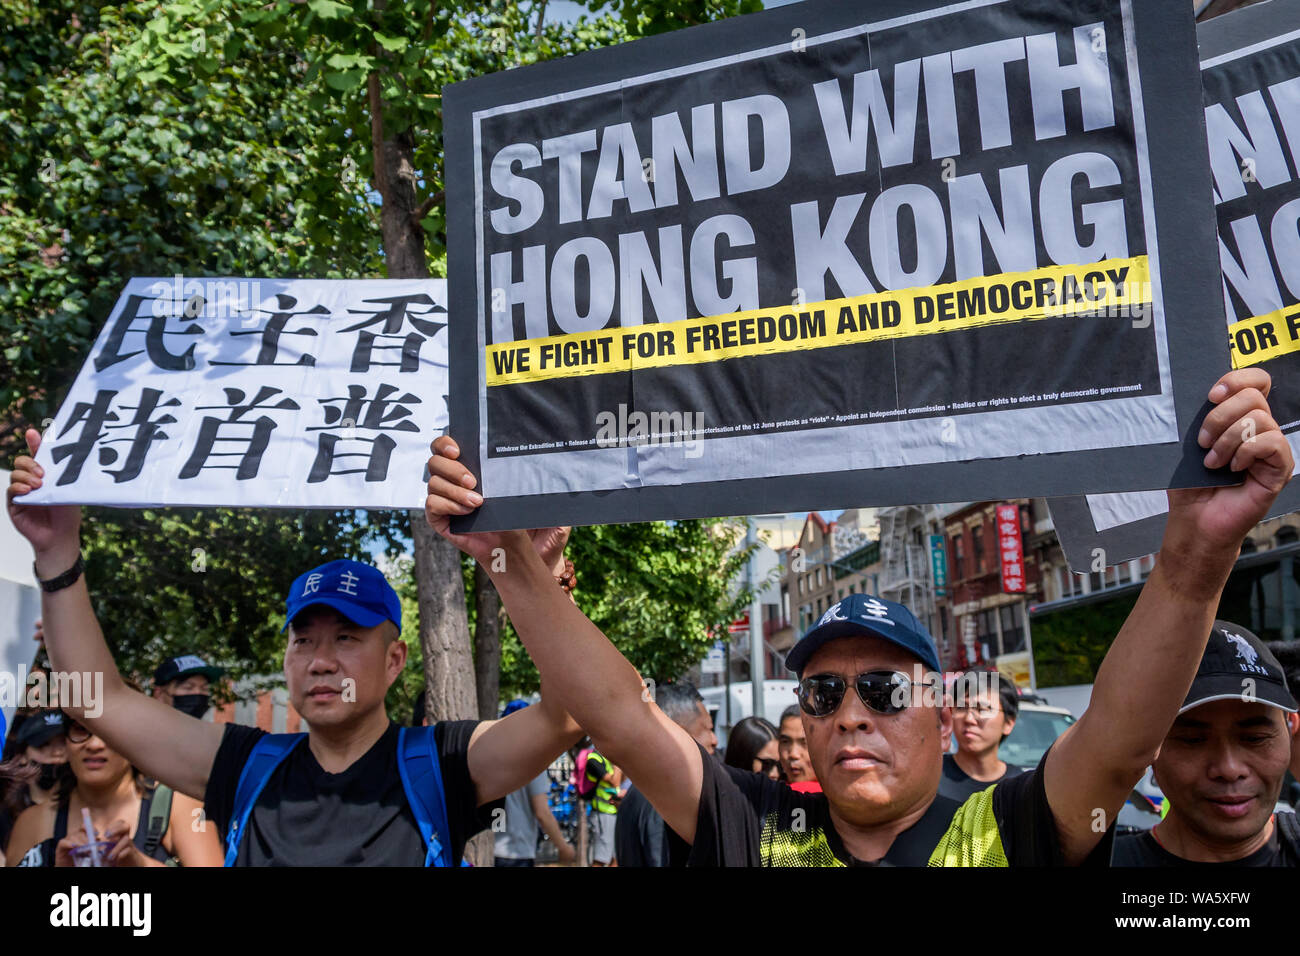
[35,554,84,593]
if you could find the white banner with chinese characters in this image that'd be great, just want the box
[19,277,448,509]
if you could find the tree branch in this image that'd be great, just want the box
[410,190,444,227]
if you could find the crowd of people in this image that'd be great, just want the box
[2,368,1300,868]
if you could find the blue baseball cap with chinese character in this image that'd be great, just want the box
[785,593,941,677]
[282,559,403,635]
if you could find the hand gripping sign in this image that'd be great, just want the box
[1052,0,1300,571]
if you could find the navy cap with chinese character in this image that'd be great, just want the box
[785,593,941,677]
[1180,620,1298,715]
[282,559,402,635]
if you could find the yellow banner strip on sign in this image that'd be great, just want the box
[1228,305,1300,369]
[485,255,1151,387]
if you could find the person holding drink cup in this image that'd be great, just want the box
[6,713,221,867]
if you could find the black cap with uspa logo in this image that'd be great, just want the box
[1181,620,1298,715]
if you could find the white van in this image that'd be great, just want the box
[699,680,800,752]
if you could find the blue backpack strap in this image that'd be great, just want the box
[223,733,305,867]
[397,725,459,867]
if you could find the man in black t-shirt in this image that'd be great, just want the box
[1112,623,1300,867]
[5,437,583,865]
[938,670,1023,803]
[615,681,717,866]
[425,370,1293,867]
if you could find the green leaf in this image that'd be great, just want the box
[373,33,407,53]
[323,69,364,91]
[324,52,361,70]
[307,0,352,20]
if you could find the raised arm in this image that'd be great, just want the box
[1045,369,1293,863]
[6,429,224,801]
[425,438,708,843]
[466,681,583,804]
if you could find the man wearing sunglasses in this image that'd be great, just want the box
[425,368,1292,865]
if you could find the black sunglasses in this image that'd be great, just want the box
[796,671,934,718]
[755,757,781,775]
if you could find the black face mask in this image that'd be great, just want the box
[172,694,211,719]
[37,761,66,791]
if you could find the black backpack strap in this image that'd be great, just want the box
[139,784,173,860]
[52,799,70,843]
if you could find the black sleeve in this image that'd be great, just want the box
[432,720,504,863]
[665,743,775,867]
[992,745,1115,866]
[203,723,268,841]
[613,788,652,867]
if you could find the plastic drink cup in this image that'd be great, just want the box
[70,840,116,867]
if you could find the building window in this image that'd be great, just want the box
[999,603,1026,654]
[953,534,964,576]
[972,526,984,573]
[1277,527,1298,547]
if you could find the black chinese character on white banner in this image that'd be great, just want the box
[306,383,422,482]
[210,294,325,367]
[180,386,300,480]
[93,294,204,372]
[341,294,446,373]
[51,388,181,484]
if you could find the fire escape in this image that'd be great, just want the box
[877,504,941,622]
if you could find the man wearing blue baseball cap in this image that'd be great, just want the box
[5,435,584,865]
[426,369,1294,865]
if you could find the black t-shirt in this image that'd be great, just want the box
[0,807,15,855]
[204,720,500,866]
[615,785,669,867]
[667,744,1114,866]
[1111,814,1300,867]
[938,753,1024,803]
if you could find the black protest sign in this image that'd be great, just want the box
[1052,0,1300,573]
[446,0,1229,531]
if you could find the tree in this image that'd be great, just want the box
[499,519,760,696]
[3,0,768,737]
[0,0,402,688]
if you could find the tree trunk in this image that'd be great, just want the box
[372,106,489,864]
[473,563,502,720]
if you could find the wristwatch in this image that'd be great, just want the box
[34,554,84,593]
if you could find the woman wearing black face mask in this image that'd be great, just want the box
[150,655,223,719]
[0,710,69,865]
